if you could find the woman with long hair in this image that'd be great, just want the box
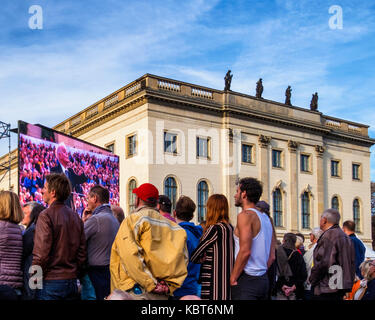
[21,202,45,300]
[190,194,234,300]
[0,191,24,299]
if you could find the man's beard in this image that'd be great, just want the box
[234,198,242,207]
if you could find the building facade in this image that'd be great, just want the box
[1,74,374,245]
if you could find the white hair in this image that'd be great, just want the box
[322,209,340,224]
[310,227,323,240]
[295,236,304,248]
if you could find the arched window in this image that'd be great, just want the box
[197,180,209,223]
[353,199,360,232]
[128,179,137,214]
[272,188,283,227]
[164,177,178,211]
[301,192,310,229]
[331,196,339,210]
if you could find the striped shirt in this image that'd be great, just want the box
[190,222,234,300]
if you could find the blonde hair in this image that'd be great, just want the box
[360,259,375,281]
[0,191,24,224]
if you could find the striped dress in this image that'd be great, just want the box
[190,222,234,300]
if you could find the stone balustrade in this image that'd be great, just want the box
[191,87,213,99]
[51,74,370,139]
[157,80,181,92]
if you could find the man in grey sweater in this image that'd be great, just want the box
[84,185,119,300]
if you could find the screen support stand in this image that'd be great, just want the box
[0,121,11,190]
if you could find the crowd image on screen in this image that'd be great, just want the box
[18,136,119,216]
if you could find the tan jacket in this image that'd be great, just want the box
[110,206,188,294]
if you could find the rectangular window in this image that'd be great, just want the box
[127,134,137,157]
[106,143,115,153]
[196,137,210,159]
[272,150,282,168]
[301,154,310,172]
[331,160,340,177]
[242,144,253,163]
[352,163,360,180]
[164,132,178,154]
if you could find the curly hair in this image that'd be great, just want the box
[238,177,263,204]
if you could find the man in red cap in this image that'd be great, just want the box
[110,183,188,300]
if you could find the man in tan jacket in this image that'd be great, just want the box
[110,183,188,299]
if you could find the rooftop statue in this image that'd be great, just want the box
[310,92,318,111]
[285,86,292,106]
[224,70,233,91]
[256,78,263,98]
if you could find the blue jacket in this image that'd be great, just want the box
[349,234,366,279]
[173,222,203,297]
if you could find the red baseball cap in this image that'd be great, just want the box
[132,183,159,202]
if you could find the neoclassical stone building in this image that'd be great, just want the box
[1,74,374,245]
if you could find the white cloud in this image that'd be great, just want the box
[1,0,375,181]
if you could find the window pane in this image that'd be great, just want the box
[301,155,309,172]
[272,150,281,168]
[107,143,114,153]
[353,199,360,232]
[242,144,252,163]
[353,164,360,180]
[128,135,136,156]
[164,177,177,210]
[197,137,209,158]
[128,179,137,213]
[164,132,177,154]
[301,192,310,229]
[331,160,339,177]
[332,196,339,210]
[273,189,282,227]
[198,181,209,222]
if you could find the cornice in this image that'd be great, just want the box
[66,87,375,148]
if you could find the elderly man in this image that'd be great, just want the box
[50,143,88,210]
[303,227,323,300]
[309,209,355,300]
[110,183,188,299]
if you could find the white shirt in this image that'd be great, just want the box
[234,208,273,276]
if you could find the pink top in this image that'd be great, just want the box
[161,212,176,223]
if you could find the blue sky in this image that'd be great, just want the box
[1,0,375,179]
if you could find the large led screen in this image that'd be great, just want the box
[18,121,119,216]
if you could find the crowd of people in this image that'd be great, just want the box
[18,136,119,215]
[0,173,374,301]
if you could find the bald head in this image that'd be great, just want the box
[56,144,69,167]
